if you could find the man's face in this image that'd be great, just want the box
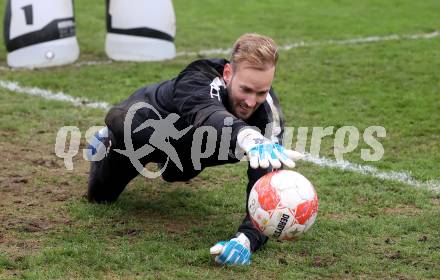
[223,62,275,120]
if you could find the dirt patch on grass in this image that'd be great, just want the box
[0,138,87,260]
[383,204,423,216]
[0,128,245,275]
[430,197,440,207]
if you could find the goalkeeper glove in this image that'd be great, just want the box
[237,128,303,169]
[210,233,251,265]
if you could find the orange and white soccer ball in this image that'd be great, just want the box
[248,170,319,241]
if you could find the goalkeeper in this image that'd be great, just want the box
[87,33,303,265]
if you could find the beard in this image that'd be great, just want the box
[226,83,251,120]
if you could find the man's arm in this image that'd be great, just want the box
[237,90,293,252]
[238,166,273,252]
[211,92,304,264]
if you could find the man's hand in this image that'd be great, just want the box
[237,128,303,169]
[210,233,251,265]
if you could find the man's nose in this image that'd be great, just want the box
[244,94,257,108]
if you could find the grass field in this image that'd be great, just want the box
[1,0,440,278]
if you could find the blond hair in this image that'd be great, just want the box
[230,33,278,70]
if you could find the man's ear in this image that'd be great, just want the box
[223,63,233,85]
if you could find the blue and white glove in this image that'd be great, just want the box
[237,128,303,169]
[210,233,251,265]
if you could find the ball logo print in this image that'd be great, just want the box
[248,170,319,241]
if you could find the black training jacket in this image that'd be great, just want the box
[105,58,285,182]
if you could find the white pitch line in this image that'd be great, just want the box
[0,60,114,71]
[74,60,113,67]
[0,80,111,111]
[303,154,440,193]
[1,79,439,193]
[176,30,440,57]
[1,30,438,70]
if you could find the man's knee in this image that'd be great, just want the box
[86,127,130,204]
[87,187,119,204]
[87,159,121,204]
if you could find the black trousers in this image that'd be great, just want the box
[87,127,268,252]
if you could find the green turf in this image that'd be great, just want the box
[1,0,440,278]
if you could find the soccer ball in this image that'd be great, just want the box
[248,170,318,241]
